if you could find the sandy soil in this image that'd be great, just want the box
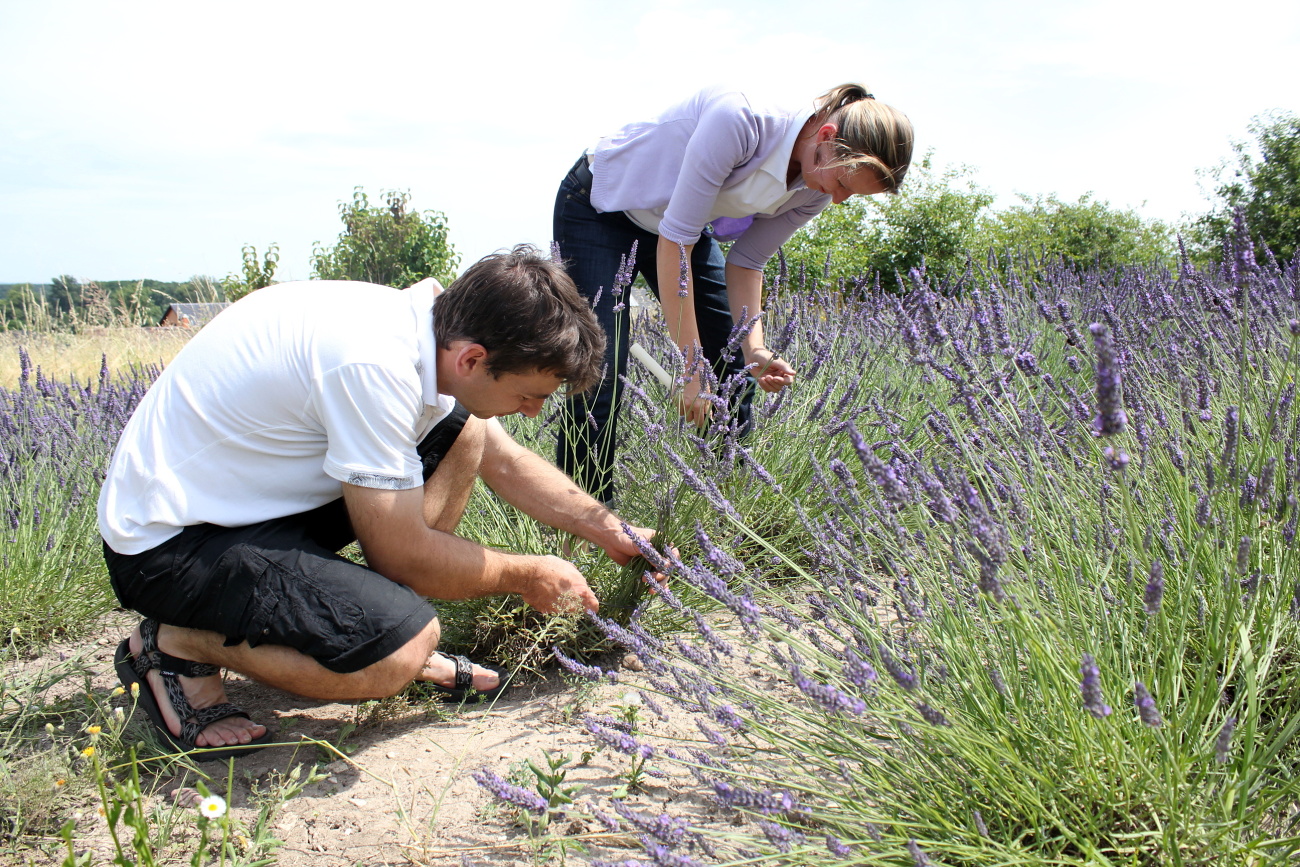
[10,612,726,867]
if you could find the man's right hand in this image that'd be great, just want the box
[520,555,600,614]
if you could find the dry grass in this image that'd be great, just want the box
[0,327,194,386]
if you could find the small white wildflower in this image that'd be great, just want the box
[198,795,227,819]
[619,692,642,707]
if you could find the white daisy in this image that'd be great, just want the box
[198,795,227,820]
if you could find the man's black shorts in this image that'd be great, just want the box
[102,404,470,674]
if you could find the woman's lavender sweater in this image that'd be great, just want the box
[589,85,833,271]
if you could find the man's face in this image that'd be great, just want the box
[460,366,564,420]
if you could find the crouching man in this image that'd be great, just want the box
[98,245,657,760]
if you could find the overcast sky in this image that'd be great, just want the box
[1,0,1296,284]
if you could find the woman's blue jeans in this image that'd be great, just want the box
[552,158,755,503]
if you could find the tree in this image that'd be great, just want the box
[976,193,1175,273]
[47,274,82,314]
[311,188,459,288]
[222,244,280,302]
[1195,111,1300,264]
[772,154,994,291]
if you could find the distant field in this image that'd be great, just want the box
[0,327,193,385]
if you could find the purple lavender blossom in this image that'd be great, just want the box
[711,781,801,816]
[974,810,989,838]
[642,842,702,867]
[587,805,622,832]
[842,650,879,690]
[915,702,951,727]
[1195,494,1212,528]
[553,647,619,684]
[676,243,689,297]
[1258,458,1277,505]
[1103,446,1130,473]
[878,644,919,692]
[586,717,654,759]
[1239,475,1258,508]
[1143,560,1165,615]
[907,839,932,866]
[695,719,729,748]
[1133,682,1163,727]
[1222,406,1240,470]
[1080,654,1112,719]
[1090,322,1127,437]
[848,425,910,507]
[825,833,853,857]
[611,800,693,846]
[470,768,547,815]
[1237,536,1252,575]
[1216,716,1237,763]
[793,671,867,716]
[758,820,798,853]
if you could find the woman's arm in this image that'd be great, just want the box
[726,263,797,393]
[656,235,714,426]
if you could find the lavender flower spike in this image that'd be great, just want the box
[1090,322,1127,437]
[1080,654,1112,719]
[1133,682,1163,727]
[1216,716,1237,763]
[878,644,919,692]
[470,768,547,815]
[1143,560,1165,615]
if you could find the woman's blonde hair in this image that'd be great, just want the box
[813,83,914,193]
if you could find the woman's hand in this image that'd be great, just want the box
[677,374,714,427]
[746,347,797,393]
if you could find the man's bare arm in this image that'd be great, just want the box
[477,418,659,568]
[342,482,599,612]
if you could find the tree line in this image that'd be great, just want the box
[773,110,1300,291]
[5,111,1296,330]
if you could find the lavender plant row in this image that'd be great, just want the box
[0,350,156,640]
[546,223,1300,865]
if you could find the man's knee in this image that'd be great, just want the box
[364,617,441,697]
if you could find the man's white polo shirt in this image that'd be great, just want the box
[98,280,456,556]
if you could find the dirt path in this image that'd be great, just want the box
[12,614,723,866]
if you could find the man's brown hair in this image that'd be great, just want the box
[434,245,605,394]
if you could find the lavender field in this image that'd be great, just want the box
[2,220,1299,865]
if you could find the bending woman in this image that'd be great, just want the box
[553,83,913,503]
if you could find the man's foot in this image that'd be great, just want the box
[115,619,269,758]
[416,651,509,702]
[417,651,501,691]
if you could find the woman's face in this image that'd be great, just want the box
[804,162,889,204]
[799,122,890,204]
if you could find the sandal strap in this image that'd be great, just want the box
[177,703,251,743]
[131,618,221,679]
[156,662,251,743]
[434,651,474,689]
